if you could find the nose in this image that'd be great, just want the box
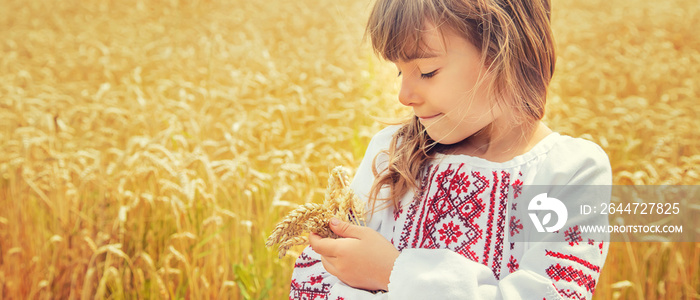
[398,77,421,107]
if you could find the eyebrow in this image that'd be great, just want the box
[404,52,440,61]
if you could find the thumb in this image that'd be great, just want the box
[329,217,362,238]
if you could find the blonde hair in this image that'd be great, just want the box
[365,0,556,210]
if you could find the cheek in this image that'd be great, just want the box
[442,70,486,106]
[447,93,493,123]
[458,79,496,117]
[433,82,471,110]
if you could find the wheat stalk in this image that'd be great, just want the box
[266,166,366,258]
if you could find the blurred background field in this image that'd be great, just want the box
[0,0,698,299]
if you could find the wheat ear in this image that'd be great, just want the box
[265,203,322,247]
[266,166,366,257]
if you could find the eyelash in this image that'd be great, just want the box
[420,70,438,79]
[397,70,439,79]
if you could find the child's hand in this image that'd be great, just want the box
[309,218,399,291]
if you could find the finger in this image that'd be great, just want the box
[320,255,340,277]
[308,232,337,257]
[329,217,364,239]
[308,232,322,246]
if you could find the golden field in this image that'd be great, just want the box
[0,0,698,299]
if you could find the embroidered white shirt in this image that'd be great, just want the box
[290,125,612,300]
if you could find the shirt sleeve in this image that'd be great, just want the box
[386,137,613,300]
[289,126,400,299]
[290,246,390,299]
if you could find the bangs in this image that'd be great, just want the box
[366,0,441,62]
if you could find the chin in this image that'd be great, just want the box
[426,132,466,146]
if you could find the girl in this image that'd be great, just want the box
[291,0,611,299]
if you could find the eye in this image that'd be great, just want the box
[397,71,402,77]
[420,69,438,79]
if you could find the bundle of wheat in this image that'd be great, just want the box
[266,166,366,258]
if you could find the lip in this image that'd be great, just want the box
[417,113,442,121]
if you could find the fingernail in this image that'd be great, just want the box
[330,218,340,226]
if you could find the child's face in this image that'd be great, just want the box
[394,23,503,146]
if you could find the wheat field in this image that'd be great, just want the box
[0,0,698,299]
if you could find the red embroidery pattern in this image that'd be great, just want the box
[545,263,597,293]
[598,241,604,254]
[451,171,471,193]
[394,207,403,221]
[512,178,523,199]
[401,165,489,261]
[564,225,583,246]
[290,250,332,299]
[438,221,463,246]
[557,289,586,300]
[482,172,499,266]
[294,252,320,269]
[490,171,510,279]
[545,250,601,273]
[510,216,523,237]
[290,278,330,300]
[396,165,433,251]
[507,255,519,273]
[310,275,323,285]
[396,164,520,280]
